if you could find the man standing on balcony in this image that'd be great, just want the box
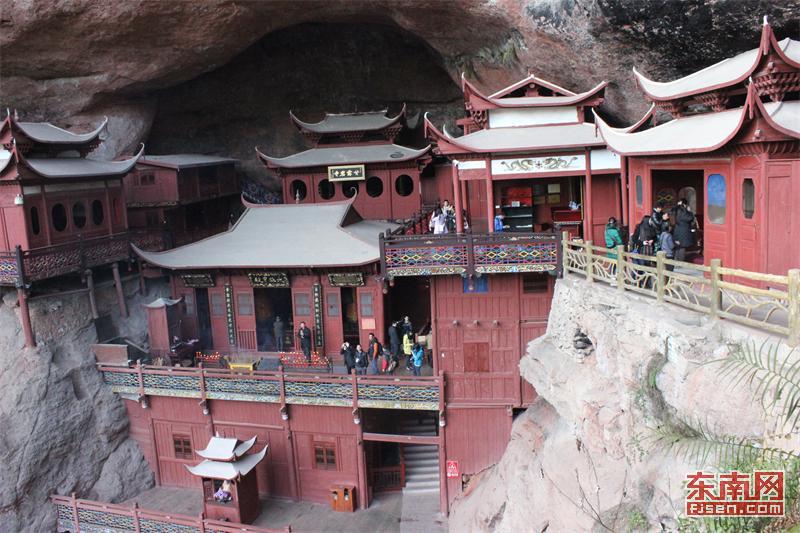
[297,322,312,362]
[274,316,285,352]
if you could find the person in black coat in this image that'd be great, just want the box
[672,199,697,262]
[297,322,312,362]
[273,316,285,352]
[341,341,356,375]
[388,321,401,360]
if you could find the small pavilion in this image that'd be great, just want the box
[186,435,268,524]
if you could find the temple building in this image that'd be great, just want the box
[257,107,444,220]
[0,112,143,347]
[595,19,800,274]
[126,155,240,250]
[425,73,623,241]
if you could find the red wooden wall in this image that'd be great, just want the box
[764,159,800,275]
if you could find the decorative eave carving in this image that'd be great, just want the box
[654,99,685,117]
[696,91,730,112]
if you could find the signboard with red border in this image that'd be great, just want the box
[446,460,459,479]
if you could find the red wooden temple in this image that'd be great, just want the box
[0,111,143,347]
[126,155,240,250]
[424,73,622,240]
[256,107,447,219]
[595,18,800,274]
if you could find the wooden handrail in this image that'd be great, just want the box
[562,235,798,346]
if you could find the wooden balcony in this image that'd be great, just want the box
[98,363,443,411]
[380,230,562,279]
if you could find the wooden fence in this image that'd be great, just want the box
[562,233,799,346]
[52,493,289,533]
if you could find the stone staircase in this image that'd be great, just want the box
[400,417,439,494]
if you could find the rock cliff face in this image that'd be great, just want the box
[1,1,797,185]
[0,277,167,532]
[449,277,797,532]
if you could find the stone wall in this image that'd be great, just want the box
[0,274,168,532]
[450,276,797,532]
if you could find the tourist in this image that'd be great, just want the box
[411,341,425,376]
[341,341,355,375]
[429,208,448,234]
[401,315,413,336]
[659,217,676,271]
[493,210,505,232]
[354,344,368,375]
[672,198,697,262]
[403,331,413,370]
[214,480,232,502]
[604,217,624,260]
[367,333,382,374]
[297,322,312,362]
[273,316,285,352]
[388,321,401,361]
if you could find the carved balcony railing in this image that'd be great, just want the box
[562,234,800,346]
[0,231,168,287]
[380,230,562,279]
[52,494,289,533]
[98,363,444,411]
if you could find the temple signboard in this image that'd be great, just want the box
[312,283,324,349]
[248,271,290,288]
[328,273,365,287]
[328,164,365,182]
[224,284,236,346]
[492,154,586,175]
[181,273,215,288]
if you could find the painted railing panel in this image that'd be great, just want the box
[98,364,442,411]
[562,235,799,346]
[381,231,561,279]
[52,494,288,533]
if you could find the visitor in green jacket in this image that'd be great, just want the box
[604,217,624,259]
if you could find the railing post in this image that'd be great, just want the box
[132,501,141,533]
[466,230,475,279]
[585,240,594,282]
[561,231,569,275]
[656,251,666,303]
[710,259,722,319]
[616,245,625,291]
[136,360,146,405]
[70,492,80,532]
[788,269,799,347]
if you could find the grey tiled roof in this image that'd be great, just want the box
[15,118,107,144]
[258,143,430,169]
[138,154,237,169]
[291,108,404,134]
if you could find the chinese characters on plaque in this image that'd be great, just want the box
[327,164,366,182]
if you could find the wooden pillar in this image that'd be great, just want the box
[352,371,368,510]
[112,262,128,317]
[620,155,629,226]
[18,287,36,348]
[583,149,594,241]
[452,162,464,233]
[279,369,300,501]
[138,259,147,295]
[85,268,99,320]
[485,156,494,233]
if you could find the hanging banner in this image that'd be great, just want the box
[328,273,365,287]
[180,273,215,288]
[224,284,236,346]
[312,283,324,349]
[328,164,366,182]
[248,271,290,288]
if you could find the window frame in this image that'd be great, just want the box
[294,293,311,316]
[359,292,373,317]
[326,291,340,317]
[313,441,337,470]
[173,434,193,460]
[210,292,225,316]
[237,292,253,316]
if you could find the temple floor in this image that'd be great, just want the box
[125,486,447,532]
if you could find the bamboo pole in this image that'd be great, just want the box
[616,245,625,291]
[710,259,722,319]
[585,241,594,282]
[789,269,799,347]
[656,251,666,303]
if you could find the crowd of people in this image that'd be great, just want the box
[604,198,699,279]
[338,316,429,376]
[429,200,470,234]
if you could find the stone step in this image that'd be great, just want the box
[406,464,439,475]
[403,449,438,458]
[405,457,439,466]
[404,479,440,491]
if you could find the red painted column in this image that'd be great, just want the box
[485,157,495,233]
[18,287,36,348]
[438,370,448,515]
[112,262,128,317]
[619,156,629,227]
[452,162,464,233]
[584,149,594,241]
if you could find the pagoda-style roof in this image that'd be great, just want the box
[290,106,406,135]
[142,297,182,309]
[462,74,607,110]
[489,74,577,98]
[186,443,268,481]
[133,200,399,270]
[196,436,256,461]
[138,154,237,170]
[633,21,800,102]
[424,115,604,155]
[19,145,144,178]
[595,86,799,156]
[256,143,430,170]
[13,118,107,145]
